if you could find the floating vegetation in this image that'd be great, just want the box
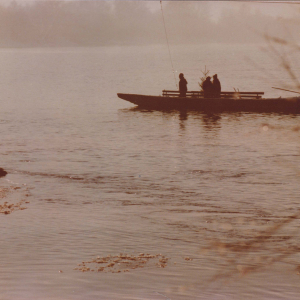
[0,187,9,199]
[0,186,31,215]
[0,199,29,214]
[184,257,193,261]
[75,253,169,273]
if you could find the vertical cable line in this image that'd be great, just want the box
[160,1,178,89]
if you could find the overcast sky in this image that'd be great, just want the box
[1,0,299,18]
[2,0,300,17]
[0,0,299,47]
[147,1,300,20]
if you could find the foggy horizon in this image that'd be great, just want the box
[1,1,299,48]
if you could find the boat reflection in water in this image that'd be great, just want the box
[121,106,223,134]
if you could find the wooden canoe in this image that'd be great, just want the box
[117,92,300,113]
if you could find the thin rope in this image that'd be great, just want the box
[160,1,178,89]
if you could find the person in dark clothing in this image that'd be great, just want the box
[212,74,221,98]
[202,76,213,98]
[179,73,188,97]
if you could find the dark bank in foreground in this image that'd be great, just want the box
[117,90,300,113]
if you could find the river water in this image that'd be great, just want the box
[0,44,300,300]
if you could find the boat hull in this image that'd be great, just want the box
[117,93,300,113]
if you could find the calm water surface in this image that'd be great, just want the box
[0,45,300,299]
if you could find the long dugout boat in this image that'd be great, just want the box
[117,90,300,113]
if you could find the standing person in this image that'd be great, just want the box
[179,73,188,97]
[202,76,213,98]
[212,74,221,98]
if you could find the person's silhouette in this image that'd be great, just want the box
[212,74,221,98]
[202,76,213,98]
[179,73,188,97]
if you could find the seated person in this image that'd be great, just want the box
[202,76,213,98]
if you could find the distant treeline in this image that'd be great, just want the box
[0,1,298,47]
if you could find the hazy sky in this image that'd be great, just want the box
[146,1,300,21]
[2,0,299,18]
[2,0,300,17]
[0,0,299,47]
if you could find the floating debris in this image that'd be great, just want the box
[0,185,31,215]
[75,253,169,273]
[0,199,29,214]
[184,257,193,261]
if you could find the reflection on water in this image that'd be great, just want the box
[122,106,223,133]
[179,109,188,131]
[201,113,222,131]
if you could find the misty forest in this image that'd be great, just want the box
[1,1,299,48]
